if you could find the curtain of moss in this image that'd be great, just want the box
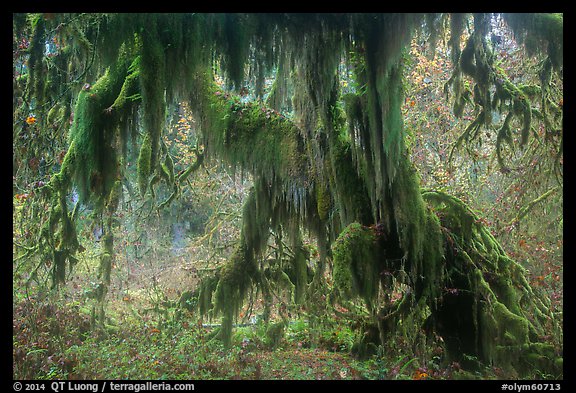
[139,18,166,186]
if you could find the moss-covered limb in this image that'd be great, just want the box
[494,112,514,171]
[446,14,563,164]
[505,185,561,228]
[190,69,314,218]
[421,189,560,374]
[34,44,138,290]
[492,69,535,148]
[106,55,142,112]
[471,268,559,375]
[391,156,445,298]
[422,189,505,260]
[68,49,138,206]
[47,140,77,193]
[343,19,431,234]
[204,184,273,346]
[177,148,205,183]
[325,128,374,229]
[503,13,563,70]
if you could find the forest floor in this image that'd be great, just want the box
[12,246,542,381]
[13,280,503,381]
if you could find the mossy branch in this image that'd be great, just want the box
[505,185,560,228]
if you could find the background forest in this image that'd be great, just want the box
[13,13,562,380]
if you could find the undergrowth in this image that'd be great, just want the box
[13,286,543,380]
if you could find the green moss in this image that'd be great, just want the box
[192,71,312,217]
[315,183,332,222]
[265,321,286,349]
[212,243,258,347]
[106,180,122,214]
[332,223,379,309]
[219,13,252,90]
[40,15,557,376]
[47,104,66,127]
[504,13,563,69]
[163,153,175,186]
[25,14,47,105]
[66,46,139,209]
[197,273,219,318]
[108,55,141,112]
[50,141,77,192]
[140,25,166,171]
[137,134,152,197]
[421,188,559,375]
[291,237,309,305]
[327,130,373,227]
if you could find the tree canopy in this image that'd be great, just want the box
[13,13,563,378]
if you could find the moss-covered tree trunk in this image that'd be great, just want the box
[189,52,560,374]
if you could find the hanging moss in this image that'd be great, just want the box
[326,128,373,228]
[47,190,81,289]
[212,243,257,347]
[197,273,219,318]
[140,21,166,172]
[191,70,313,218]
[136,134,152,197]
[288,227,309,305]
[25,13,47,105]
[503,13,563,70]
[315,183,332,222]
[219,13,252,90]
